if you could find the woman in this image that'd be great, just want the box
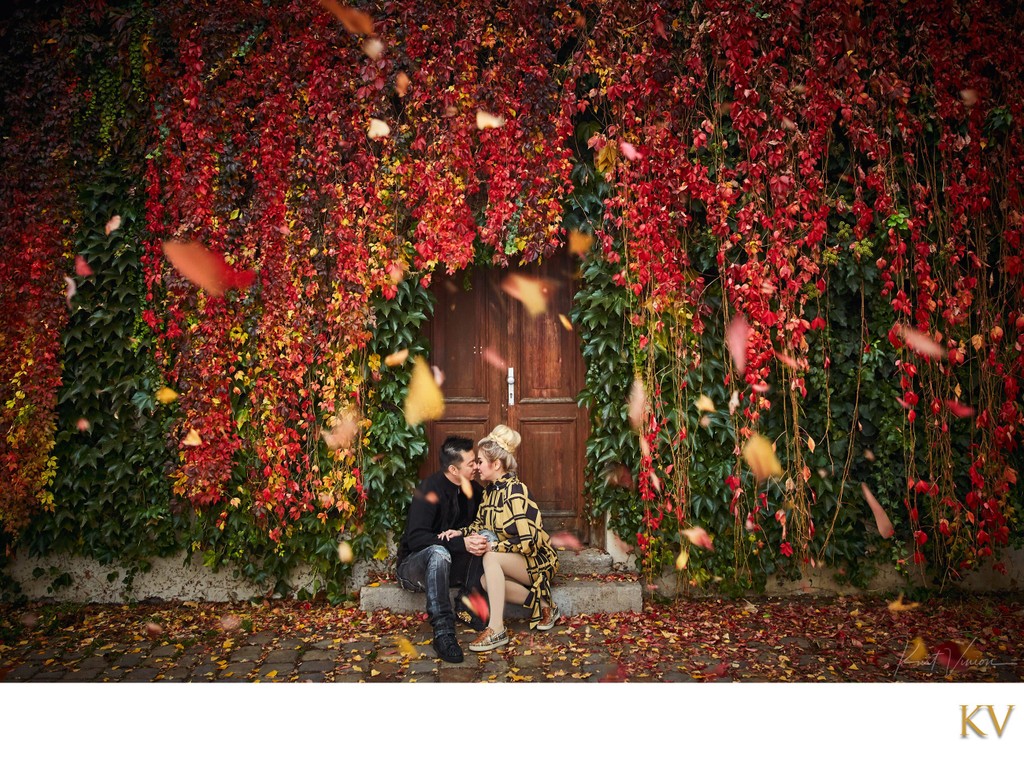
[450,424,560,652]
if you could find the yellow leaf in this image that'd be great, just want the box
[368,118,390,139]
[182,428,202,447]
[596,141,618,175]
[742,434,782,481]
[558,313,573,331]
[155,387,179,404]
[476,110,505,129]
[887,593,920,612]
[403,357,445,425]
[337,541,354,564]
[568,230,594,256]
[675,548,689,570]
[384,348,409,367]
[396,637,418,658]
[695,394,715,413]
[370,668,380,677]
[903,637,928,663]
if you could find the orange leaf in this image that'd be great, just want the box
[568,229,594,256]
[163,240,254,296]
[395,71,411,97]
[75,255,93,277]
[321,412,359,451]
[361,37,383,59]
[104,215,122,235]
[384,348,409,367]
[903,637,928,663]
[682,526,713,551]
[887,593,920,612]
[459,474,474,500]
[182,428,202,447]
[404,357,445,425]
[861,482,895,538]
[558,313,573,331]
[318,0,374,34]
[627,378,646,430]
[396,636,418,658]
[482,347,508,370]
[501,273,548,316]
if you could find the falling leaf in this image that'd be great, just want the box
[163,240,255,296]
[887,593,920,612]
[322,413,359,451]
[568,229,594,256]
[945,399,974,418]
[750,382,770,394]
[386,262,406,284]
[501,273,548,316]
[806,434,816,453]
[863,448,876,462]
[695,394,715,413]
[75,255,93,277]
[182,428,202,447]
[619,140,640,160]
[558,313,573,331]
[604,464,634,489]
[430,365,445,387]
[728,390,740,415]
[105,215,122,235]
[682,526,713,551]
[384,348,409,367]
[476,110,505,129]
[483,347,508,370]
[461,590,489,624]
[76,418,90,432]
[361,37,383,59]
[861,482,895,538]
[775,350,799,370]
[396,637,418,658]
[458,474,473,500]
[404,357,445,425]
[727,314,750,374]
[155,387,179,404]
[367,118,391,139]
[64,276,76,307]
[896,324,946,360]
[781,116,797,131]
[933,641,967,671]
[550,532,583,552]
[318,0,374,35]
[903,637,929,663]
[19,612,39,629]
[143,622,163,639]
[395,71,411,97]
[627,378,646,430]
[219,614,241,631]
[959,88,979,107]
[337,541,354,564]
[675,548,689,570]
[743,434,782,481]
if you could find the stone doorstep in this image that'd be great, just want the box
[360,577,642,617]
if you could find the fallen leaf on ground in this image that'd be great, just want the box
[396,637,418,658]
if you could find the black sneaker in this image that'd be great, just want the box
[432,633,464,663]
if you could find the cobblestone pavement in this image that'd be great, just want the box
[2,596,1022,683]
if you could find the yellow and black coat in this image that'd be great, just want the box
[466,472,559,628]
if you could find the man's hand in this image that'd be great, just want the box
[464,533,489,556]
[437,529,462,541]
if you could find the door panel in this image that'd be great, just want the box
[424,255,589,541]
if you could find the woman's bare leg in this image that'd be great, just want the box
[480,551,530,633]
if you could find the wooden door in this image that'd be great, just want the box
[423,255,589,540]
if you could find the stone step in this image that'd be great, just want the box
[360,576,642,618]
[554,547,614,576]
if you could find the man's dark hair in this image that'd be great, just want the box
[439,435,473,469]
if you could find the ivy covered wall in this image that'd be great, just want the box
[1,0,1021,599]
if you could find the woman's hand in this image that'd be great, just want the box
[438,529,463,540]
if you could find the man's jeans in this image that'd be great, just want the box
[396,545,455,637]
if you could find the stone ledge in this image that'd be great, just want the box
[360,578,643,617]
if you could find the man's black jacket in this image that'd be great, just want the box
[396,469,482,570]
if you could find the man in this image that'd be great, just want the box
[396,436,488,663]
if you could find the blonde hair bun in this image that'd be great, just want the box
[486,424,521,455]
